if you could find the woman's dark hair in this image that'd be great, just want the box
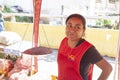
[65,14,86,29]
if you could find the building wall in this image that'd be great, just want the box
[4,21,119,57]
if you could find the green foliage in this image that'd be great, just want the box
[109,0,119,3]
[2,5,33,23]
[96,19,111,26]
[15,16,33,23]
[96,19,112,29]
[2,5,11,13]
[113,20,119,30]
[0,52,19,62]
[103,19,111,26]
[96,19,103,26]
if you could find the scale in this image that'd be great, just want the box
[0,0,53,79]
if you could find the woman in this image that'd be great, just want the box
[57,14,112,80]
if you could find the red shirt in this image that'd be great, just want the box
[57,37,93,80]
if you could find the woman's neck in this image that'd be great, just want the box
[68,39,82,48]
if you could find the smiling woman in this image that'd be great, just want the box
[57,13,112,80]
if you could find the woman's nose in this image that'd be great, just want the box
[69,27,76,31]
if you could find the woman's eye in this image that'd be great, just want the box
[75,26,80,29]
[69,25,72,28]
[67,24,72,28]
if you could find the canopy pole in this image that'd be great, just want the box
[117,1,120,79]
[113,1,120,80]
[33,0,42,46]
[118,2,120,79]
[32,0,42,74]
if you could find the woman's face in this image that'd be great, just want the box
[65,17,85,41]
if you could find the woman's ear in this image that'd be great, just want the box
[82,30,85,37]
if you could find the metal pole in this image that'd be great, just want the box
[114,1,120,79]
[31,0,42,74]
[118,1,120,79]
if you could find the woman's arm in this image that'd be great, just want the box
[96,58,112,80]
